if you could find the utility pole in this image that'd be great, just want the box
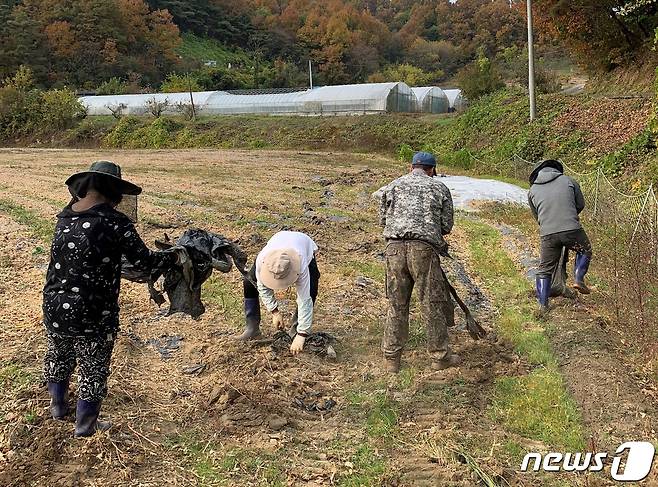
[308,60,313,90]
[527,0,537,121]
[187,73,196,120]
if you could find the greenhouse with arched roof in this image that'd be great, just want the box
[443,89,467,112]
[297,82,415,115]
[79,91,217,116]
[411,87,450,114]
[204,90,306,115]
[78,82,418,117]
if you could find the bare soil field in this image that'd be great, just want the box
[0,149,655,486]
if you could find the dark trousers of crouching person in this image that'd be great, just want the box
[241,258,320,339]
[382,240,454,370]
[537,228,593,290]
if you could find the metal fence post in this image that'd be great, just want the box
[629,185,653,249]
[593,168,601,217]
[527,0,537,121]
[647,186,658,267]
[187,74,196,120]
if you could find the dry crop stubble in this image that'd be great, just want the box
[0,149,583,486]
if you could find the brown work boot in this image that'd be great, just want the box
[431,353,462,371]
[385,356,401,374]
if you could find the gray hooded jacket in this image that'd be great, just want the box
[528,167,585,237]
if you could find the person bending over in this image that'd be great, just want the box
[239,231,320,355]
[528,159,592,318]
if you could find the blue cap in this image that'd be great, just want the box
[412,152,436,167]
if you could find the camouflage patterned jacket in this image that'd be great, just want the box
[379,169,454,252]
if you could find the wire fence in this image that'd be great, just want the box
[505,155,658,353]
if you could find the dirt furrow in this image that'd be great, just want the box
[2,148,643,486]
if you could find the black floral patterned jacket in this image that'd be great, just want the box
[43,203,173,337]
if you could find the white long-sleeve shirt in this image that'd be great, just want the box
[255,231,318,333]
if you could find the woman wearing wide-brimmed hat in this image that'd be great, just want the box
[42,161,178,437]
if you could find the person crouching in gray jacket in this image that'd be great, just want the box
[528,159,592,316]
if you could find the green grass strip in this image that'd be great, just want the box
[462,218,553,366]
[166,432,287,486]
[492,370,585,451]
[460,217,585,451]
[0,198,54,242]
[337,444,387,487]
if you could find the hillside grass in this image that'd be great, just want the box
[176,33,255,67]
[99,113,448,153]
[8,86,656,186]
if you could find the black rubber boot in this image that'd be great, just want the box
[562,287,577,299]
[74,399,111,438]
[237,297,262,340]
[47,381,69,420]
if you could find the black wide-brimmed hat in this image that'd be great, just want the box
[65,160,142,196]
[529,159,564,185]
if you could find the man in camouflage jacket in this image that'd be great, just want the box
[379,152,461,374]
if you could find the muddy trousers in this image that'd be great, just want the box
[43,333,116,402]
[382,240,451,361]
[537,229,592,278]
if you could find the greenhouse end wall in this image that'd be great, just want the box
[411,87,450,114]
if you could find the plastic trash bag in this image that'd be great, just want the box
[123,229,248,318]
[550,246,573,297]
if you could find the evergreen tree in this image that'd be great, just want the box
[4,4,48,83]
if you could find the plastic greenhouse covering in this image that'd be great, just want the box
[80,91,217,116]
[411,87,450,114]
[79,82,420,116]
[443,89,467,112]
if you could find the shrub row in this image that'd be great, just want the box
[0,67,86,141]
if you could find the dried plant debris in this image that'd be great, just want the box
[292,392,337,413]
[146,334,183,359]
[270,331,338,358]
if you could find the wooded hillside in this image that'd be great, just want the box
[0,0,656,92]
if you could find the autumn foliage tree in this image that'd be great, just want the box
[0,0,555,90]
[244,0,533,86]
[457,51,505,100]
[531,0,658,70]
[145,0,254,44]
[0,0,181,88]
[0,66,86,139]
